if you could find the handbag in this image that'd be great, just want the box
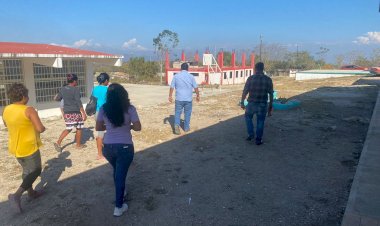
[85,95,97,116]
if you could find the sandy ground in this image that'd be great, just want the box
[0,76,379,226]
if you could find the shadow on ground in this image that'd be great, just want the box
[0,83,378,226]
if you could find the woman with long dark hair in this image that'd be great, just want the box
[95,83,141,217]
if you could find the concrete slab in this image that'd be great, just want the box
[342,88,380,225]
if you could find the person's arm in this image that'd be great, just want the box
[95,120,106,131]
[130,106,141,131]
[240,78,250,109]
[192,76,200,102]
[131,121,141,131]
[26,107,46,133]
[95,108,106,131]
[75,88,87,121]
[169,88,174,103]
[194,87,200,102]
[54,90,62,101]
[267,79,274,116]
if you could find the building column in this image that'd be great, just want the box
[85,60,94,99]
[23,59,37,107]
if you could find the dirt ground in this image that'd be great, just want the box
[0,76,379,226]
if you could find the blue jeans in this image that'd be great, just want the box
[103,143,134,208]
[175,100,193,131]
[245,102,268,141]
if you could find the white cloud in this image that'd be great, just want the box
[354,32,380,44]
[50,39,101,48]
[50,43,69,47]
[73,39,90,47]
[136,45,147,51]
[122,38,137,48]
[122,38,147,51]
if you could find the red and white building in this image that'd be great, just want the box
[0,42,123,119]
[166,50,255,86]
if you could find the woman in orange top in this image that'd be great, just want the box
[2,83,46,213]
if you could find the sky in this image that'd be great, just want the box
[0,0,379,63]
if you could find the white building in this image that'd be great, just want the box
[295,70,372,80]
[0,42,123,120]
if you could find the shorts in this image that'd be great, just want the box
[63,113,84,130]
[94,111,105,138]
[16,150,42,180]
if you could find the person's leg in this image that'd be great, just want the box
[8,187,24,213]
[174,101,183,127]
[174,101,184,134]
[57,113,73,146]
[244,102,254,140]
[95,112,105,159]
[114,144,134,208]
[75,129,83,147]
[183,101,193,132]
[103,144,117,175]
[10,151,42,212]
[96,136,104,159]
[56,129,70,146]
[255,103,268,144]
[74,113,85,148]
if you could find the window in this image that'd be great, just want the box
[34,59,86,103]
[235,71,238,78]
[0,59,24,107]
[240,71,243,77]
[223,72,227,79]
[229,72,232,78]
[190,73,199,77]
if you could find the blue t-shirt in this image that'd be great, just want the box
[92,85,108,112]
[170,70,198,102]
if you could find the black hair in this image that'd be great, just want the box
[181,63,189,71]
[97,72,110,85]
[7,83,28,103]
[103,83,130,127]
[255,62,264,73]
[67,74,78,83]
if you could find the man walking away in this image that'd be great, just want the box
[240,62,273,145]
[169,63,200,135]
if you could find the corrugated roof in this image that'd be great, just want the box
[0,42,123,59]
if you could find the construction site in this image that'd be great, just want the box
[1,72,379,225]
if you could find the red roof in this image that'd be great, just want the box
[0,42,122,58]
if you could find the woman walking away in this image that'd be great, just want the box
[2,83,46,213]
[96,83,141,217]
[54,74,87,152]
[93,72,110,160]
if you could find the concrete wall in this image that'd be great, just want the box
[0,57,123,124]
[296,70,371,81]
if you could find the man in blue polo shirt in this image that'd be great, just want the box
[169,63,200,135]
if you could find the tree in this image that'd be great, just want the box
[335,54,345,68]
[153,30,179,84]
[126,57,159,81]
[353,55,372,68]
[223,51,232,66]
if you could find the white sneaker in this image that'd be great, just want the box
[113,203,128,217]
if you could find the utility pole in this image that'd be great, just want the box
[259,34,263,62]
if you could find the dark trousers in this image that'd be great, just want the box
[103,144,134,208]
[16,150,42,190]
